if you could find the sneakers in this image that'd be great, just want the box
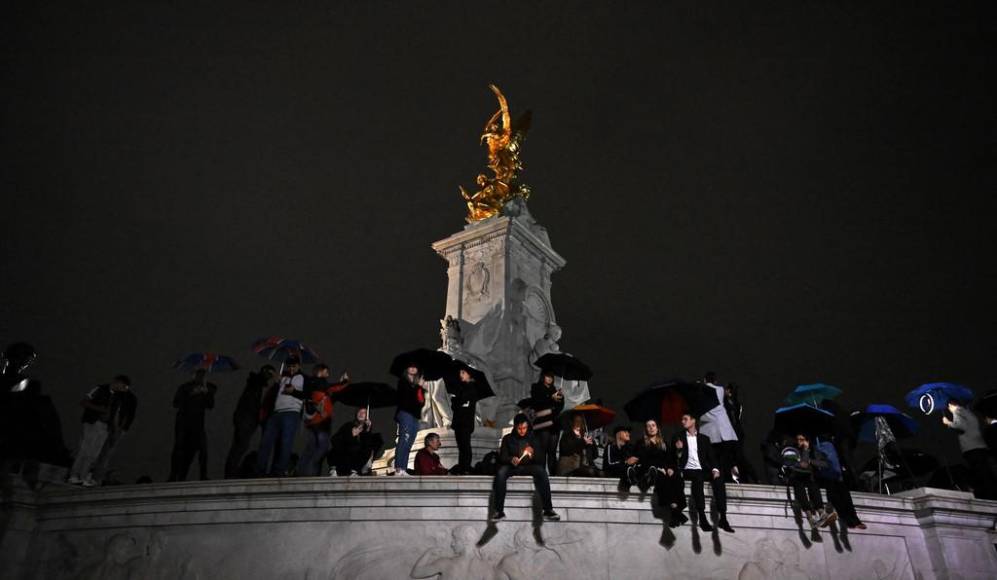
[818,511,838,528]
[67,475,83,485]
[490,511,506,521]
[392,469,410,477]
[542,510,561,521]
[81,475,99,488]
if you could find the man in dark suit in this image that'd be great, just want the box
[672,413,734,533]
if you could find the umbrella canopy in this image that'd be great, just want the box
[905,382,974,414]
[251,337,320,364]
[561,403,616,431]
[173,352,239,373]
[773,403,835,438]
[852,404,918,442]
[389,348,454,380]
[330,381,397,408]
[784,383,843,405]
[624,379,720,424]
[443,360,495,402]
[534,353,593,381]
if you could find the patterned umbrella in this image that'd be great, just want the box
[905,382,973,415]
[251,337,320,364]
[173,352,239,373]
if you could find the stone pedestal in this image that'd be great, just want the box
[431,211,566,426]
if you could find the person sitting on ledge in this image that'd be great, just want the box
[673,413,734,533]
[414,432,449,475]
[491,413,560,522]
[603,425,639,489]
[557,413,600,476]
[328,407,382,476]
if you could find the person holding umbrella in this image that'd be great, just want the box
[393,364,426,476]
[256,356,306,477]
[530,370,564,475]
[943,398,997,499]
[328,407,383,476]
[168,369,217,482]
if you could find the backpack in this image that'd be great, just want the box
[815,440,842,481]
[474,451,499,475]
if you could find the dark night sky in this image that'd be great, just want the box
[2,2,995,482]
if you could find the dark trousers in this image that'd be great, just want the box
[535,428,560,475]
[454,421,474,472]
[791,476,823,512]
[823,478,860,526]
[646,468,685,509]
[682,469,728,515]
[492,464,553,512]
[714,441,739,483]
[224,416,258,478]
[169,419,207,481]
[964,448,997,500]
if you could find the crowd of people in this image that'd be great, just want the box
[4,341,997,534]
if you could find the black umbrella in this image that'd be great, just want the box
[534,353,593,381]
[331,382,397,409]
[389,348,454,380]
[773,403,835,437]
[623,379,720,424]
[443,361,495,402]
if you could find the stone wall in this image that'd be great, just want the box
[3,478,996,579]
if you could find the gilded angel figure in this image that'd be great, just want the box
[459,85,532,222]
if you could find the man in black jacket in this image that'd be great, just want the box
[224,365,277,478]
[169,369,217,481]
[672,413,734,533]
[490,413,560,522]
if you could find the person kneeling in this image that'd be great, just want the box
[491,414,560,522]
[414,432,449,475]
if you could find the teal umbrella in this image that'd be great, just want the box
[785,383,843,405]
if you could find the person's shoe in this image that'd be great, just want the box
[697,512,713,532]
[490,511,506,522]
[670,510,688,527]
[328,468,338,477]
[850,522,867,530]
[626,465,639,486]
[542,510,561,521]
[348,470,359,477]
[718,517,735,533]
[818,510,838,528]
[394,470,410,477]
[67,475,83,485]
[81,476,98,488]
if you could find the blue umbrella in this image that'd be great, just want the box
[904,382,973,415]
[784,383,843,405]
[173,352,239,373]
[852,404,918,442]
[774,403,836,437]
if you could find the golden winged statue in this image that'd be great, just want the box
[459,85,532,222]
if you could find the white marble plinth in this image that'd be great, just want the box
[2,478,996,579]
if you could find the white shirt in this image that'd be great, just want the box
[686,433,702,470]
[273,374,305,413]
[698,383,738,443]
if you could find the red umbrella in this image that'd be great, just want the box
[563,403,616,430]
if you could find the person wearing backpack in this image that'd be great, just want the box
[816,438,866,529]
